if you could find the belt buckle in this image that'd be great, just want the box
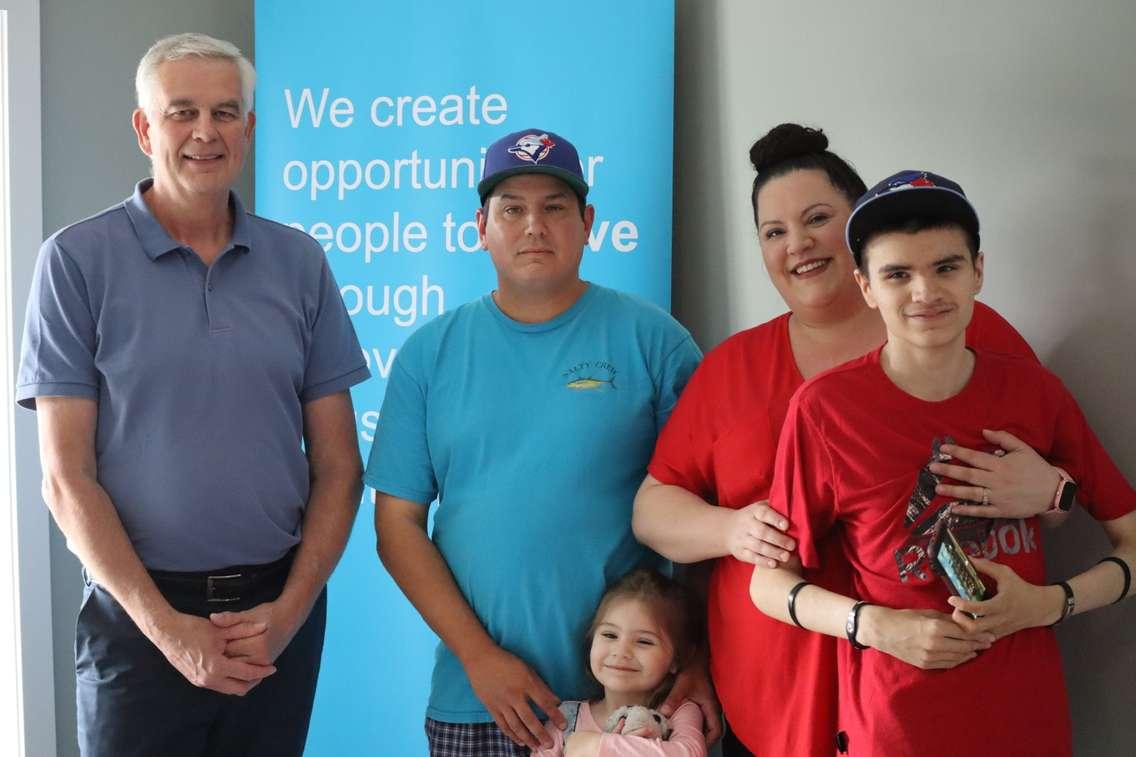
[206,572,242,604]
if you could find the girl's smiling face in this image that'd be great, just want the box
[588,597,676,702]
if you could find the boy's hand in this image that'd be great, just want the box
[948,558,1064,637]
[860,605,994,670]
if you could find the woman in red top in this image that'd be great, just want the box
[634,124,1064,756]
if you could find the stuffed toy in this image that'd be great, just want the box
[603,705,672,740]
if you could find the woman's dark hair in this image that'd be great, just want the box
[582,567,704,707]
[748,123,867,222]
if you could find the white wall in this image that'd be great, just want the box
[674,2,1135,754]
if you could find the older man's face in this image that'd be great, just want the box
[132,57,254,203]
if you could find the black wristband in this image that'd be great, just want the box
[1097,556,1131,605]
[787,581,811,628]
[846,601,869,650]
[1051,581,1075,626]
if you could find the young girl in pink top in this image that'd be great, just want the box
[535,569,707,757]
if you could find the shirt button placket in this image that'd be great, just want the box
[205,266,231,333]
[205,269,216,329]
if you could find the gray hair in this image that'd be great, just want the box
[135,33,256,115]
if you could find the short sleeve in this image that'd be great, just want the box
[652,335,702,431]
[300,255,370,402]
[966,302,1037,361]
[648,358,719,501]
[770,391,839,570]
[16,237,99,409]
[1049,378,1136,522]
[363,341,437,506]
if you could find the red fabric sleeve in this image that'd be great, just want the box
[770,390,839,570]
[966,301,1037,360]
[647,357,720,501]
[1047,374,1136,521]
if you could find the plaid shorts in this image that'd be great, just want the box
[425,718,530,757]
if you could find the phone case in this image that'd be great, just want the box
[933,526,987,602]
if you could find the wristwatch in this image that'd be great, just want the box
[1049,467,1077,513]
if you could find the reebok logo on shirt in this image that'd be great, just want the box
[893,436,1035,583]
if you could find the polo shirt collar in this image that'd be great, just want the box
[125,178,252,260]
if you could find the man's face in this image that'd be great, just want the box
[132,57,254,201]
[477,173,594,299]
[854,226,983,353]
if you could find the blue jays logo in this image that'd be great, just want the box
[886,171,936,192]
[508,133,556,165]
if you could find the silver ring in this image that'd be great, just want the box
[981,488,990,506]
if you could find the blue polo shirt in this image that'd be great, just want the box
[17,180,370,571]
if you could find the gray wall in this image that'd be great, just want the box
[30,0,1134,754]
[9,2,53,755]
[38,4,252,754]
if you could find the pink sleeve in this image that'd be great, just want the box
[595,701,707,757]
[532,722,565,757]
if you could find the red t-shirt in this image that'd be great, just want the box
[647,302,1035,756]
[772,348,1135,757]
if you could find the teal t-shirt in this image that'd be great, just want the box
[364,283,701,722]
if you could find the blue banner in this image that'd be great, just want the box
[255,2,674,752]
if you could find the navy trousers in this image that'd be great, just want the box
[75,564,326,757]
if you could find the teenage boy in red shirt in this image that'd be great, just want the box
[750,170,1136,756]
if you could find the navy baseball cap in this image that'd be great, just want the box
[477,128,589,204]
[845,170,980,265]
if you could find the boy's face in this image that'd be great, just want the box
[854,226,983,353]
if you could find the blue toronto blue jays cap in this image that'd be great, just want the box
[845,170,980,265]
[477,128,589,204]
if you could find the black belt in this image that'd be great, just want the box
[148,549,294,605]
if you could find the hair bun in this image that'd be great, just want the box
[749,123,829,174]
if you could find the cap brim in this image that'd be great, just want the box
[846,187,978,259]
[477,165,590,204]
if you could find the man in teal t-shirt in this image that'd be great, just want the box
[366,128,706,756]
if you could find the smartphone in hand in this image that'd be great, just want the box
[931,526,987,608]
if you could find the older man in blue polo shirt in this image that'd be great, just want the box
[17,33,369,756]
